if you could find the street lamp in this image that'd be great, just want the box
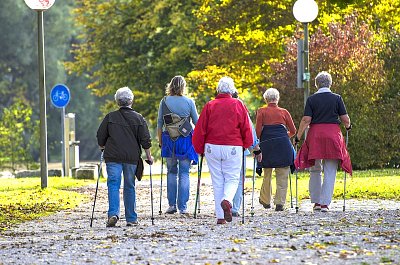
[293,0,318,108]
[24,0,56,188]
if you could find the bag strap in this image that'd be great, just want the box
[119,109,142,155]
[162,97,172,115]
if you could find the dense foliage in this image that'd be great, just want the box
[66,0,206,123]
[0,99,38,171]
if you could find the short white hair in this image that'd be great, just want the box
[263,88,280,103]
[216,76,236,95]
[115,86,134,107]
[315,71,332,88]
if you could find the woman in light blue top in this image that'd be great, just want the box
[157,75,199,215]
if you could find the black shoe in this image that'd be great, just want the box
[106,216,118,227]
[232,212,240,217]
[275,204,284,211]
[259,199,271,209]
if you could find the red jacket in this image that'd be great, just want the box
[192,94,253,154]
[294,123,352,175]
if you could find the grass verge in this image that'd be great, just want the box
[144,168,399,201]
[0,177,96,231]
[250,168,400,202]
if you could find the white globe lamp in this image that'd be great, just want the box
[293,0,319,23]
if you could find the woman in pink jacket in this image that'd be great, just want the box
[192,77,254,224]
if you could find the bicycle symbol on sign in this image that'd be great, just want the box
[52,90,69,102]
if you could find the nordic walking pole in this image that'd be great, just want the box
[295,144,299,214]
[289,171,293,208]
[194,155,203,218]
[250,156,256,217]
[343,129,349,212]
[90,150,104,227]
[146,159,154,225]
[198,155,203,214]
[242,150,245,224]
[159,156,163,215]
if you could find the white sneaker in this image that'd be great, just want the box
[165,205,177,214]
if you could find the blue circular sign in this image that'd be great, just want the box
[50,84,70,108]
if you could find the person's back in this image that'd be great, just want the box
[192,76,254,224]
[306,92,347,125]
[97,86,153,227]
[164,96,196,118]
[99,108,149,163]
[294,71,352,213]
[156,75,199,215]
[203,95,251,147]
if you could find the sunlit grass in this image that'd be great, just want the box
[250,168,400,202]
[147,167,399,201]
[0,177,96,231]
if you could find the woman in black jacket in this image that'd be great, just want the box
[97,87,153,227]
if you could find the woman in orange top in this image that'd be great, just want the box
[256,88,296,211]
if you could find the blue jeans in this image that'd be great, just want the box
[232,158,247,213]
[106,162,137,222]
[166,157,191,212]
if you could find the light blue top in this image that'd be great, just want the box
[245,115,259,156]
[157,95,198,129]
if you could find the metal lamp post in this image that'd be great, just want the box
[293,0,318,109]
[24,0,56,188]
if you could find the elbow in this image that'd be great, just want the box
[302,116,311,126]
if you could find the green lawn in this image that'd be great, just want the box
[249,168,400,201]
[0,177,96,231]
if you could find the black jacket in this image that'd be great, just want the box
[97,107,152,164]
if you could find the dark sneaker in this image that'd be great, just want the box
[165,205,177,214]
[321,205,329,212]
[106,215,118,227]
[275,204,284,211]
[232,212,240,217]
[217,219,227,224]
[126,221,139,226]
[221,200,232,222]
[259,199,271,209]
[313,203,321,211]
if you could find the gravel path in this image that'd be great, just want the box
[0,177,399,265]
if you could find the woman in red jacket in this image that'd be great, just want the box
[295,71,352,212]
[192,77,254,224]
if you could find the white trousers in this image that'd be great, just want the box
[205,143,242,219]
[309,159,339,206]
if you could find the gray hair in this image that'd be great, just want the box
[217,76,236,95]
[115,86,134,107]
[263,88,280,103]
[315,71,332,89]
[166,75,186,96]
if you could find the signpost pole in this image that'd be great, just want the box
[61,107,65,177]
[50,84,70,177]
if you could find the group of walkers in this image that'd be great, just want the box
[96,71,352,227]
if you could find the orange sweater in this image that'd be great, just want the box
[256,103,296,139]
